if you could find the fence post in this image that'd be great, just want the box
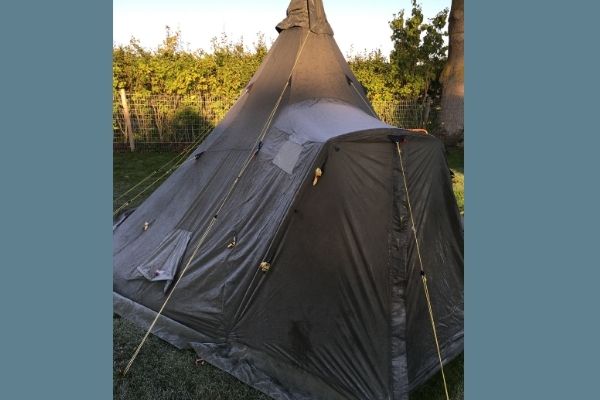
[119,88,135,152]
[422,97,432,129]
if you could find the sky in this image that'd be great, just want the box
[113,0,450,57]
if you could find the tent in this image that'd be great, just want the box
[113,1,464,399]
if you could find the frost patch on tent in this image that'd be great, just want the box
[131,229,192,292]
[272,140,303,174]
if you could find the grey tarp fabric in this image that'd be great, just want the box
[129,228,192,293]
[113,1,463,399]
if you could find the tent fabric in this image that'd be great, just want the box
[129,228,192,293]
[272,98,392,144]
[272,139,304,174]
[113,1,463,399]
[276,0,333,35]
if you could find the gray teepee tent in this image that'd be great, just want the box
[113,1,464,399]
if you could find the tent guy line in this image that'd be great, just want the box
[395,139,451,400]
[123,28,312,376]
[113,135,205,214]
[253,30,311,150]
[349,78,378,118]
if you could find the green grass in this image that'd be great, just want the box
[447,147,464,213]
[113,148,465,399]
[114,316,270,400]
[113,151,187,213]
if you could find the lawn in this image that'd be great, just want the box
[113,147,464,400]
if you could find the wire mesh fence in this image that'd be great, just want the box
[113,92,441,151]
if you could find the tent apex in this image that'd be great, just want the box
[276,0,334,35]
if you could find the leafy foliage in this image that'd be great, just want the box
[113,27,268,101]
[389,0,449,98]
[348,49,397,103]
[113,28,271,141]
[113,9,448,106]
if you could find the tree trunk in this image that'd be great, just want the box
[440,0,464,145]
